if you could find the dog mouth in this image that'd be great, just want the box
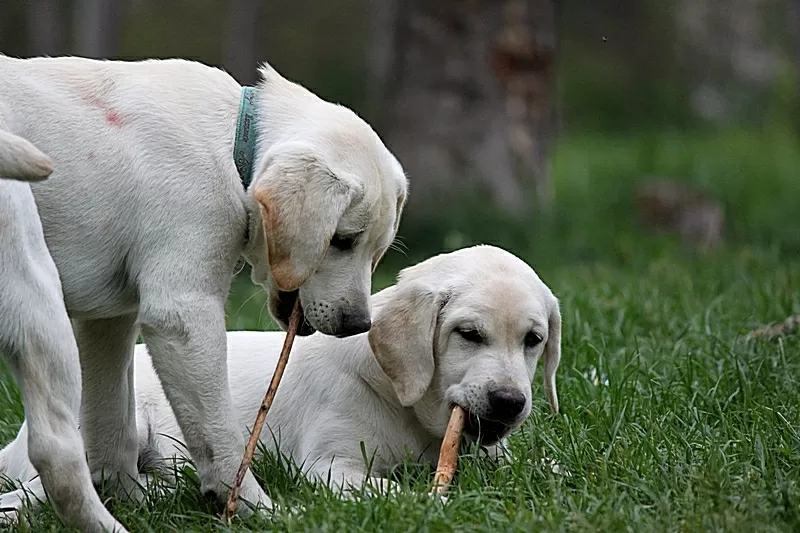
[461,409,511,446]
[276,290,316,336]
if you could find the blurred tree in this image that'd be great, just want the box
[559,0,689,133]
[676,0,782,125]
[370,0,557,216]
[74,0,123,58]
[224,0,264,85]
[28,0,64,56]
[789,0,800,81]
[1,0,30,56]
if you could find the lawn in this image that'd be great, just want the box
[0,131,798,532]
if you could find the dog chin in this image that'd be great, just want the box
[273,290,316,336]
[462,410,512,447]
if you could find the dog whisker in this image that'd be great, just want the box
[233,288,265,320]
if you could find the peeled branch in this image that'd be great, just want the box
[430,405,466,496]
[223,298,302,521]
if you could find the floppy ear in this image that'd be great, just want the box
[368,281,440,406]
[544,299,562,414]
[254,151,359,291]
[371,186,408,273]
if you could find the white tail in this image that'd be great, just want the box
[0,130,53,182]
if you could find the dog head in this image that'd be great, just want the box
[246,64,407,338]
[368,245,561,446]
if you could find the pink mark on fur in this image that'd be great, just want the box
[106,110,122,126]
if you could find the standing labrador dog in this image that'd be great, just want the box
[0,55,407,528]
[0,137,125,531]
[0,245,561,519]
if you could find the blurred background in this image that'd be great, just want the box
[2,0,799,326]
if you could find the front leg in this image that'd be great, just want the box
[138,291,271,516]
[305,457,400,498]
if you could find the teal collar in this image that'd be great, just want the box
[233,86,259,189]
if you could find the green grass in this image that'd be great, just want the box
[1,130,799,531]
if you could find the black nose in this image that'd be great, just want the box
[488,386,527,421]
[336,312,372,337]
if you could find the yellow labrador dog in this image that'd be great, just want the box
[0,245,561,520]
[0,55,406,530]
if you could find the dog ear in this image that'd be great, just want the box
[544,299,562,414]
[368,280,440,407]
[254,151,360,292]
[370,186,408,273]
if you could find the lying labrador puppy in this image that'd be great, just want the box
[0,245,561,520]
[0,135,125,531]
[0,55,407,524]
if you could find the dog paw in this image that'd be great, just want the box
[93,476,146,505]
[539,457,571,477]
[232,483,274,517]
[427,488,449,506]
[282,501,307,517]
[0,509,20,526]
[0,490,28,526]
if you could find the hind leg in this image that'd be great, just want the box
[74,314,142,504]
[7,310,127,533]
[0,180,126,532]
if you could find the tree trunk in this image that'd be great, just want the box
[675,0,781,124]
[1,0,31,57]
[0,4,5,51]
[74,0,123,58]
[789,0,800,86]
[27,0,64,56]
[224,0,264,86]
[370,0,556,215]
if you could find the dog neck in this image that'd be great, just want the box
[346,332,446,449]
[342,330,407,411]
[238,67,313,265]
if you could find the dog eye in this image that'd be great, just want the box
[330,233,356,251]
[524,332,543,348]
[457,328,484,343]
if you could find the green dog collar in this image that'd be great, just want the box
[233,86,259,189]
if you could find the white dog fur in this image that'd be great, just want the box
[0,55,406,531]
[0,245,561,522]
[0,137,125,531]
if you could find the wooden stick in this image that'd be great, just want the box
[430,405,466,496]
[223,297,303,521]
